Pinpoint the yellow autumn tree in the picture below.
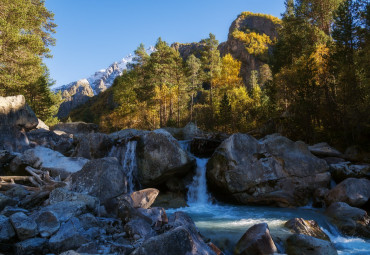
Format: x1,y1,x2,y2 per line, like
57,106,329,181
212,54,242,95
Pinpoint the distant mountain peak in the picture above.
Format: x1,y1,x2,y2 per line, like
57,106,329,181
55,47,154,119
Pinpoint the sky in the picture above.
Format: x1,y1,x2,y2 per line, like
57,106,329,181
44,0,286,88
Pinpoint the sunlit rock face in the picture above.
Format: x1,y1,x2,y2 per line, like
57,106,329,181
218,13,280,87
207,133,330,207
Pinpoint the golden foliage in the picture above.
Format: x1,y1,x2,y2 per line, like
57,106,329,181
239,12,282,25
232,30,273,56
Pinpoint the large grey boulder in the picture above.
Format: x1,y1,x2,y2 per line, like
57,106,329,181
35,211,60,238
162,122,203,140
0,95,38,152
49,188,99,211
326,202,370,238
14,237,48,255
0,193,17,211
9,146,89,179
284,218,330,241
234,223,277,255
137,130,195,186
124,218,155,240
130,226,216,255
286,234,337,255
308,142,343,158
26,128,73,155
37,201,87,223
325,178,370,207
0,149,15,169
9,212,38,240
0,215,16,242
329,162,370,183
207,133,330,207
49,217,89,253
70,157,127,204
72,133,113,159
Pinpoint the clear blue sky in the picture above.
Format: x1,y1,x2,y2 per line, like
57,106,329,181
44,0,286,88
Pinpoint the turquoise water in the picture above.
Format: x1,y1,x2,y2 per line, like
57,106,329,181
173,140,370,254
167,203,370,255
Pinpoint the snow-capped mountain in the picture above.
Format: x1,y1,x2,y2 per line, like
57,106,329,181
56,47,154,119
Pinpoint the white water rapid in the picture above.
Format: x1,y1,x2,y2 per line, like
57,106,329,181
109,140,138,193
170,140,370,255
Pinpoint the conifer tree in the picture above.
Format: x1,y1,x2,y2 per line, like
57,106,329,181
0,0,56,96
186,54,202,121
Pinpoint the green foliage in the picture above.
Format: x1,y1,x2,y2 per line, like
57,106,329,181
0,0,56,96
272,0,370,148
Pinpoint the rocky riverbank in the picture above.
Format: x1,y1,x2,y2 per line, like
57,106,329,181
1,95,370,254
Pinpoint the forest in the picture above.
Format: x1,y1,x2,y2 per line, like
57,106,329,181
1,0,370,150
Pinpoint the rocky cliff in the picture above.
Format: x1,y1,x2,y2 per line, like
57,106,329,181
218,12,280,86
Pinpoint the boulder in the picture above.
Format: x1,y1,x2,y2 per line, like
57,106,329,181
137,207,168,228
312,188,329,208
0,206,29,217
286,234,338,255
51,122,98,135
0,193,17,211
284,218,330,241
325,178,370,207
182,122,203,140
0,95,38,152
35,210,60,238
130,226,216,255
49,188,99,211
9,212,38,240
14,237,48,255
72,133,113,159
207,133,330,207
0,215,16,242
329,162,370,183
161,123,202,140
37,201,87,223
70,157,127,204
234,223,277,255
109,128,147,141
124,218,155,240
49,217,89,253
5,186,30,201
326,202,370,238
131,188,159,209
26,129,73,155
137,130,195,186
10,146,89,179
0,150,15,169
308,142,343,158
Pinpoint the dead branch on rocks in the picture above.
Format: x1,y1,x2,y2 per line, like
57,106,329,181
0,166,66,193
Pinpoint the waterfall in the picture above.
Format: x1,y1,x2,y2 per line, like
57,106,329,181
109,140,138,193
187,157,211,205
179,140,211,205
